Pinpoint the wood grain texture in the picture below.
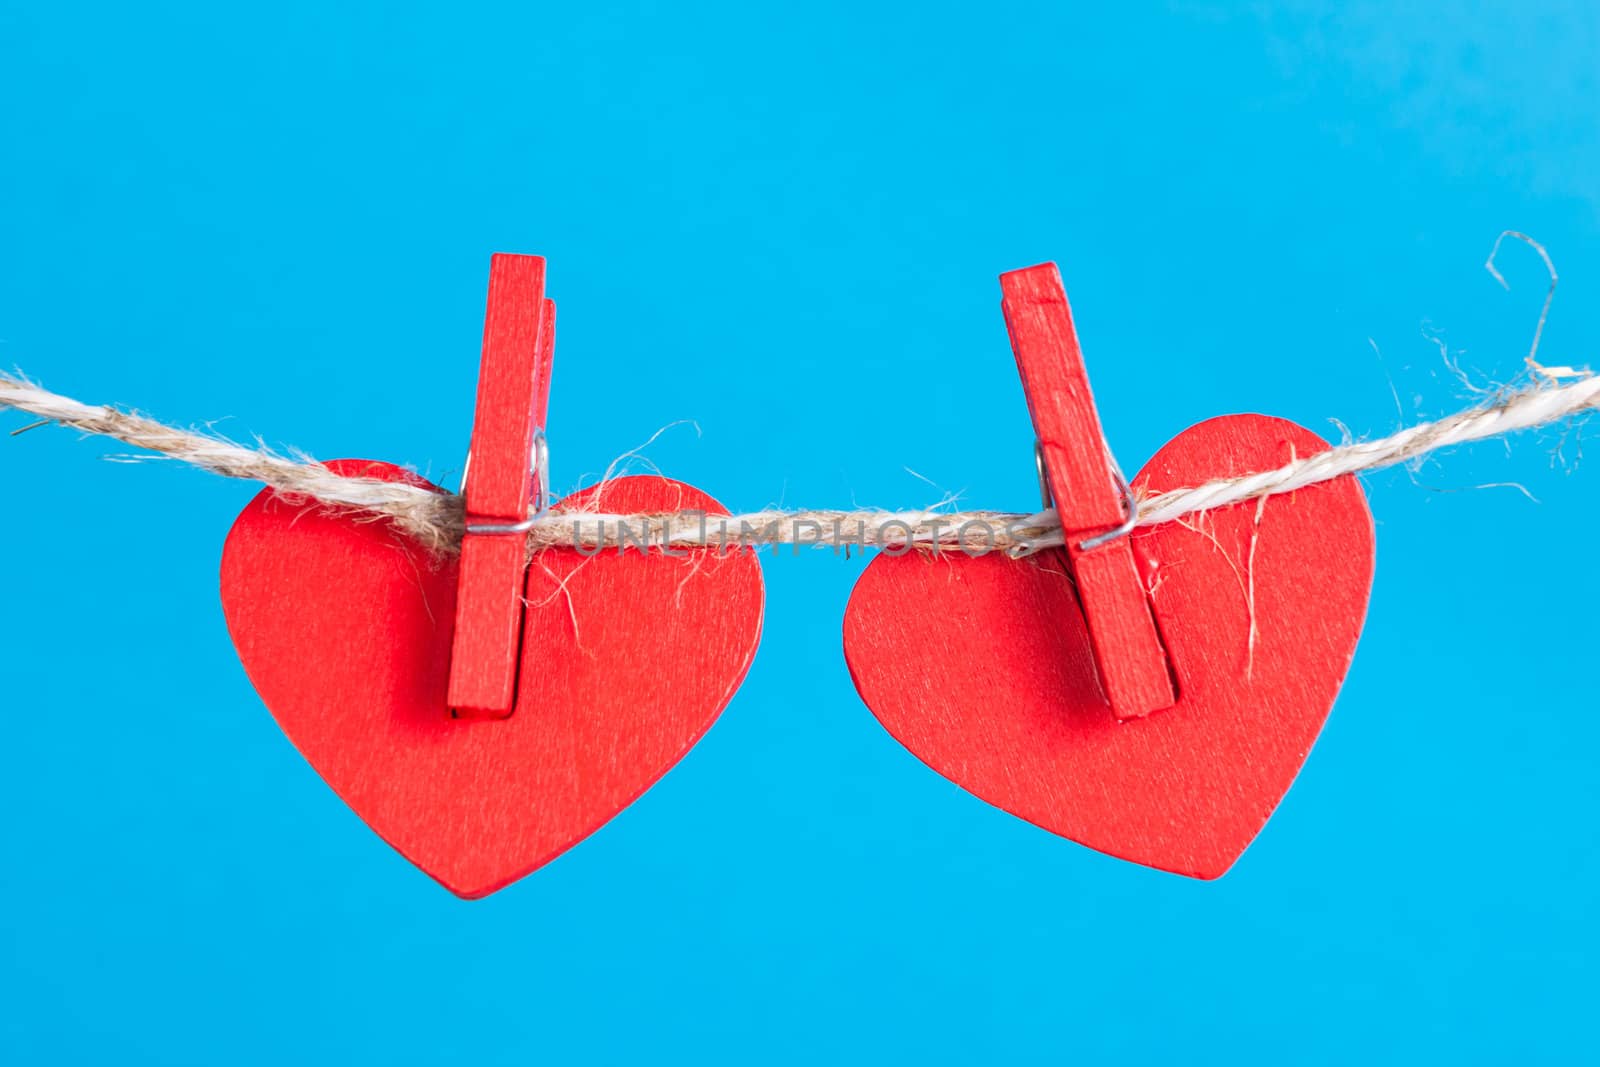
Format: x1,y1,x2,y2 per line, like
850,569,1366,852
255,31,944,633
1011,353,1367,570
222,466,764,898
842,415,1374,879
1001,264,1175,720
449,253,552,719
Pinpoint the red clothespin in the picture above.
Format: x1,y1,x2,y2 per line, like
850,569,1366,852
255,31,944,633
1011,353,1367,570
1000,263,1176,721
448,254,556,720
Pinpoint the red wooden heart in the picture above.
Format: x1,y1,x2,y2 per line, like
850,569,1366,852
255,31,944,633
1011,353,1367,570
843,415,1374,878
221,464,764,898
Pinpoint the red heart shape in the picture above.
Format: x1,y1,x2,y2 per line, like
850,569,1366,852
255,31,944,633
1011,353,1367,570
843,415,1374,878
221,463,764,898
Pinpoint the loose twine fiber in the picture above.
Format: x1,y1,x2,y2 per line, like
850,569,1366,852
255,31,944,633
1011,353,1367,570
2,233,1591,557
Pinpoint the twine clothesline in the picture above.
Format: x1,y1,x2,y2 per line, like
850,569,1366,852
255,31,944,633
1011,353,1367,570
3,367,1597,556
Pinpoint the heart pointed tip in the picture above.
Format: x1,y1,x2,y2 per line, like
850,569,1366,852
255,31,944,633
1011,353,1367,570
428,866,524,901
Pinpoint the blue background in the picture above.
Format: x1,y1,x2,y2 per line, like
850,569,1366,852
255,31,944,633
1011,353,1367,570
2,3,1597,1062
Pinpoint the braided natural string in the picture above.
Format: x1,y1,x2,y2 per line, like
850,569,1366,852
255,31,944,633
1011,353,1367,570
3,367,1597,556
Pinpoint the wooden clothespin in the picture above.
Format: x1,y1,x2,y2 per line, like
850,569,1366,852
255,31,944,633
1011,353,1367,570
1000,263,1175,721
448,253,556,720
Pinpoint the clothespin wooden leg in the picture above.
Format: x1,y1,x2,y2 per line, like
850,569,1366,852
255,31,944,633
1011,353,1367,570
448,254,554,720
1001,263,1176,721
